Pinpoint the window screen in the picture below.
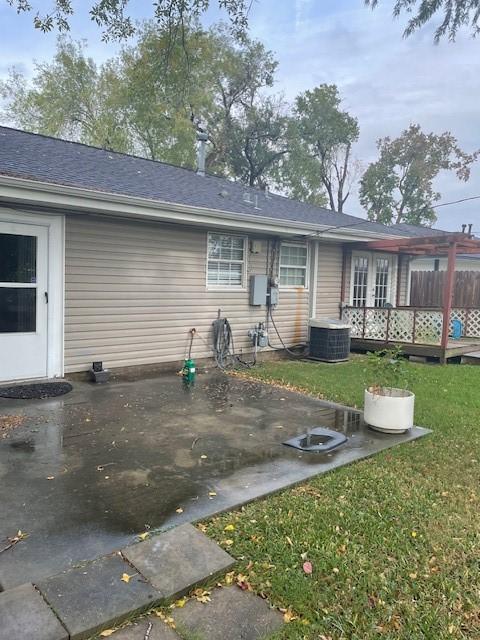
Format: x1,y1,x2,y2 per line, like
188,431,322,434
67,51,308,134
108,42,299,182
207,234,245,287
279,244,308,287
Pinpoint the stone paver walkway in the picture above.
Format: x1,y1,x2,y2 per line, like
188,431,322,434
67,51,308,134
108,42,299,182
107,587,284,640
0,524,236,640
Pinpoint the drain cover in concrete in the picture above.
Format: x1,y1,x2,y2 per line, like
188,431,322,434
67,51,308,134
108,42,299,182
37,554,160,640
122,524,235,601
172,586,284,640
0,583,68,640
283,427,347,452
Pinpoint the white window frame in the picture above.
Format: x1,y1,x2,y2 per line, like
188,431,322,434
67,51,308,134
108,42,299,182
206,232,247,290
279,242,309,290
350,251,370,307
349,251,397,307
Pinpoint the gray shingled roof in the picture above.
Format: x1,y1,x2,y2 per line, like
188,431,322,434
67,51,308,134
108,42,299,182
390,223,450,237
0,126,405,236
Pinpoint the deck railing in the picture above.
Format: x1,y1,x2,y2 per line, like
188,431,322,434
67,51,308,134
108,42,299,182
342,306,480,345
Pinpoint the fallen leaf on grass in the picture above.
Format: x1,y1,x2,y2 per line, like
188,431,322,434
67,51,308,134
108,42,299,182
221,539,234,547
224,524,235,531
282,608,298,623
192,588,211,603
155,611,176,628
236,573,252,591
286,536,293,547
303,561,313,574
174,598,187,608
224,571,235,585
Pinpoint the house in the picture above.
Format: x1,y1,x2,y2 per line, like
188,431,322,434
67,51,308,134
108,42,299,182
391,223,480,273
0,127,422,383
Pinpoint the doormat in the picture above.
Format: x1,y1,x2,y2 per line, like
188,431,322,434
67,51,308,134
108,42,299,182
0,382,73,400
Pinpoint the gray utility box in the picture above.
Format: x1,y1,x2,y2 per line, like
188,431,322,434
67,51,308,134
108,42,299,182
249,274,268,306
309,318,351,362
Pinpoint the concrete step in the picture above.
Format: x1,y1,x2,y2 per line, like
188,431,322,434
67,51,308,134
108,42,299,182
122,523,236,602
172,586,284,640
0,525,235,640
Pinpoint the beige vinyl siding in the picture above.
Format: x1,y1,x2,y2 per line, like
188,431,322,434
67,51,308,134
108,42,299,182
64,215,311,372
314,242,343,319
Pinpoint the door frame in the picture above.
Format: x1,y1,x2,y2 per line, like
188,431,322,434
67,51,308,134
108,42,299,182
0,208,64,380
349,251,398,307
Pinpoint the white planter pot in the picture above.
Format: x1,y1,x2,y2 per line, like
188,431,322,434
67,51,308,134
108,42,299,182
364,387,415,434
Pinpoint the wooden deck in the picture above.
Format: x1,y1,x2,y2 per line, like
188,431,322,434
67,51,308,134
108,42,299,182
351,337,480,362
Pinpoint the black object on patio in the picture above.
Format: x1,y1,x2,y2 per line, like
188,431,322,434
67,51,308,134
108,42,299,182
283,427,347,453
0,382,73,400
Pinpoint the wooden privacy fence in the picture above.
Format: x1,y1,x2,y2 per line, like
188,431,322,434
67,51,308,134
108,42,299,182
410,270,480,308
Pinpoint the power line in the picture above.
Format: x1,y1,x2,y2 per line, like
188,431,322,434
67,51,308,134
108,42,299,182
307,194,480,238
430,194,480,209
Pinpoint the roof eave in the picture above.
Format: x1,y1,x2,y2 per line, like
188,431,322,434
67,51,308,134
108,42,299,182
0,174,400,241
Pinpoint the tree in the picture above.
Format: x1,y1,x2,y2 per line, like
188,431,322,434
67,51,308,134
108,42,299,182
112,22,215,164
4,0,250,41
0,25,286,186
227,95,290,187
201,27,278,176
359,124,479,226
365,0,480,42
0,39,131,152
276,85,359,212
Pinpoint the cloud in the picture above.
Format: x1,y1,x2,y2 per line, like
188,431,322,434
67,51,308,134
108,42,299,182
249,0,480,229
0,0,478,230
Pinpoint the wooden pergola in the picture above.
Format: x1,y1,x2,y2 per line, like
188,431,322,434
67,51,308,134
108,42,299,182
364,232,480,351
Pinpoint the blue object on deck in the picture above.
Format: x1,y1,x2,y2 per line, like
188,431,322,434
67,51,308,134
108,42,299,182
451,318,463,340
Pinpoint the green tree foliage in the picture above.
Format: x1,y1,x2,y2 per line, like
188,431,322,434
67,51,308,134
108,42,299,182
276,85,359,211
227,95,290,187
0,40,131,152
4,0,250,41
359,124,479,225
365,0,480,42
0,26,283,184
200,27,278,177
0,27,361,205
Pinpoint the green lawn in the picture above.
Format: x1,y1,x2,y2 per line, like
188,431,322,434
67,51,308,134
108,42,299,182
203,359,480,639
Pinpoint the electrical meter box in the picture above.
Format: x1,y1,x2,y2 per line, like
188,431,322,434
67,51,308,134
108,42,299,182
249,274,268,306
269,284,279,306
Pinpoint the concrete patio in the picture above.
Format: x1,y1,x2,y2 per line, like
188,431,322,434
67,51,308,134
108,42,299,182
0,369,429,591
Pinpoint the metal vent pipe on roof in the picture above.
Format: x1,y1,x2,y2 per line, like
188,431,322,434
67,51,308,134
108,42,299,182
196,131,208,177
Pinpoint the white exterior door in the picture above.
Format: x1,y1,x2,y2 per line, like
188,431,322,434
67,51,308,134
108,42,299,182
0,221,49,381
351,252,395,308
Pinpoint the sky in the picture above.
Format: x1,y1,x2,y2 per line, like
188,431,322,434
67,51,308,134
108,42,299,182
0,0,479,232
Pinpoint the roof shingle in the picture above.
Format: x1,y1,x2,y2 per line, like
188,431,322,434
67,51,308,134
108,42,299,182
0,126,405,236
